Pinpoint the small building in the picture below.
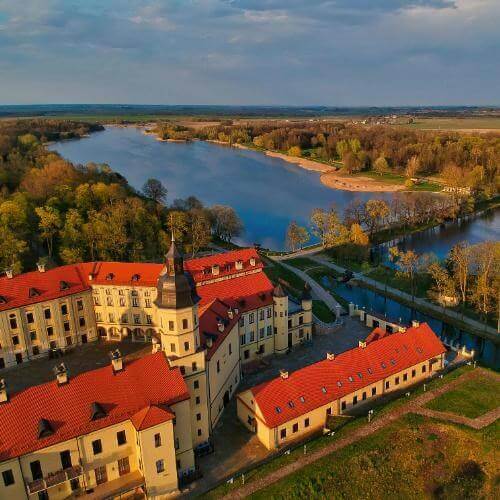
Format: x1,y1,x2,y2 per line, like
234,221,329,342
237,323,446,450
0,351,192,499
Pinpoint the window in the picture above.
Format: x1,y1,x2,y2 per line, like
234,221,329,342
180,366,185,375
259,310,264,321
95,465,107,485
77,300,83,311
304,418,310,428
60,450,72,470
2,469,14,486
197,429,202,436
133,314,140,324
299,315,304,325
182,319,188,329
184,341,189,351
26,312,34,323
288,319,292,328
92,439,102,455
299,396,305,403
30,460,43,480
362,392,367,400
79,317,86,327
119,297,126,307
422,365,427,373
154,433,162,448
403,373,408,382
170,343,176,353
193,379,199,390
412,369,416,378
12,335,19,345
30,331,37,341
146,315,152,325
196,413,201,421
47,326,54,336
121,314,128,323
66,336,72,346
192,362,197,372
259,327,265,339
145,298,151,308
240,335,245,346
292,423,298,433
93,296,101,306
395,377,400,386
196,396,200,405
244,350,249,360
280,428,286,439
132,298,139,307
267,307,272,318
321,386,327,394
118,457,130,476
326,407,332,416
385,381,390,389
117,430,127,446
341,401,347,410
249,331,255,342
156,460,165,473
168,321,174,331
32,346,40,356
353,395,358,405
107,297,113,306
229,343,232,355
267,325,272,337
9,316,17,329
64,321,70,332
249,313,254,324
217,360,220,373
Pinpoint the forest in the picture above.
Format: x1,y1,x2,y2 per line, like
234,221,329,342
0,120,243,273
196,121,500,197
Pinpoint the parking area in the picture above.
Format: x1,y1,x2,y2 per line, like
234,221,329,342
3,340,151,393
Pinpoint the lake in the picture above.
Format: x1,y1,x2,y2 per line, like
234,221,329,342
50,126,498,253
50,126,384,249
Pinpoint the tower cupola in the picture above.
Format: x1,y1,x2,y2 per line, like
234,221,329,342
155,236,194,309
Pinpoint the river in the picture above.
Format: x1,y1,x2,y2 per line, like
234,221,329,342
50,126,498,254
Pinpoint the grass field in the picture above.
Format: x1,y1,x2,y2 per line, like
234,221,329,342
286,257,320,270
403,116,500,131
250,414,499,500
366,265,432,298
352,171,442,191
426,375,500,418
312,300,335,323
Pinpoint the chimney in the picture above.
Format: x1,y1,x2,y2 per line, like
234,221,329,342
217,322,224,333
37,262,46,273
88,273,94,281
54,363,68,385
249,257,256,266
212,264,219,276
358,341,367,349
0,379,7,403
280,369,289,380
411,320,420,328
5,269,13,279
110,349,123,373
399,326,407,333
235,260,243,270
326,352,335,360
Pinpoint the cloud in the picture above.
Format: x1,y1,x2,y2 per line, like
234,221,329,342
0,0,498,105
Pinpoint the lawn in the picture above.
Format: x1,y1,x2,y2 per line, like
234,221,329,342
312,300,335,323
367,265,432,298
352,171,442,192
426,375,500,418
262,260,305,297
250,414,500,500
286,257,319,270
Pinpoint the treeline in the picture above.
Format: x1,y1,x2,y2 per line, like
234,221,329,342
196,121,499,197
0,120,243,273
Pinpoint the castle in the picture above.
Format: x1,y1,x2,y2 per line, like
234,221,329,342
0,242,312,498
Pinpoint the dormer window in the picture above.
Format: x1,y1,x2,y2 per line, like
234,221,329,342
348,376,354,382
275,406,282,414
106,273,114,281
321,386,327,394
38,418,54,439
0,295,7,304
131,274,140,282
235,260,243,270
29,288,40,298
59,281,70,290
90,402,107,420
337,381,342,387
299,396,305,403
288,401,294,408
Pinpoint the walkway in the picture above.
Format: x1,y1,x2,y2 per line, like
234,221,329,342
308,255,499,341
221,368,499,499
277,261,344,315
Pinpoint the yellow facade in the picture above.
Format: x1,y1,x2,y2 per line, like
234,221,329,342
238,354,445,450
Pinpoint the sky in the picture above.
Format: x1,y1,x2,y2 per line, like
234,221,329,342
0,0,499,106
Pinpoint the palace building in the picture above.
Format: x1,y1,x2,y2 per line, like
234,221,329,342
237,322,446,450
0,242,313,497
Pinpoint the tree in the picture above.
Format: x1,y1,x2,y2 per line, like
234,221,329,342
0,225,27,274
35,206,62,258
310,208,329,245
428,262,456,305
287,146,302,157
395,250,420,299
342,151,362,173
286,221,309,251
189,209,211,256
143,178,167,206
373,156,389,175
449,242,472,307
167,211,189,242
365,199,390,236
59,209,86,263
209,205,244,242
405,155,420,178
349,223,369,246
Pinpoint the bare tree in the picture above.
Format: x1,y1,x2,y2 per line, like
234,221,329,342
286,221,309,252
449,242,472,307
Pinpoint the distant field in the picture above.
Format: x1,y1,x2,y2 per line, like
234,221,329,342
404,117,500,131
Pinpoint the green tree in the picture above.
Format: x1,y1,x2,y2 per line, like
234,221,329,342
35,205,62,258
373,156,389,175
0,225,27,274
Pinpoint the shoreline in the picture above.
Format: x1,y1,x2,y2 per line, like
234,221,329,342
210,141,405,193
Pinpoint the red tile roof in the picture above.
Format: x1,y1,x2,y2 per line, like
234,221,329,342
244,323,445,428
0,352,189,461
79,261,163,287
130,404,175,431
184,248,263,284
0,265,89,312
365,327,392,344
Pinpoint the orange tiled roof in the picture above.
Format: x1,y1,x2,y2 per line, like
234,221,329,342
365,326,392,344
0,352,189,460
245,323,445,428
130,404,175,431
